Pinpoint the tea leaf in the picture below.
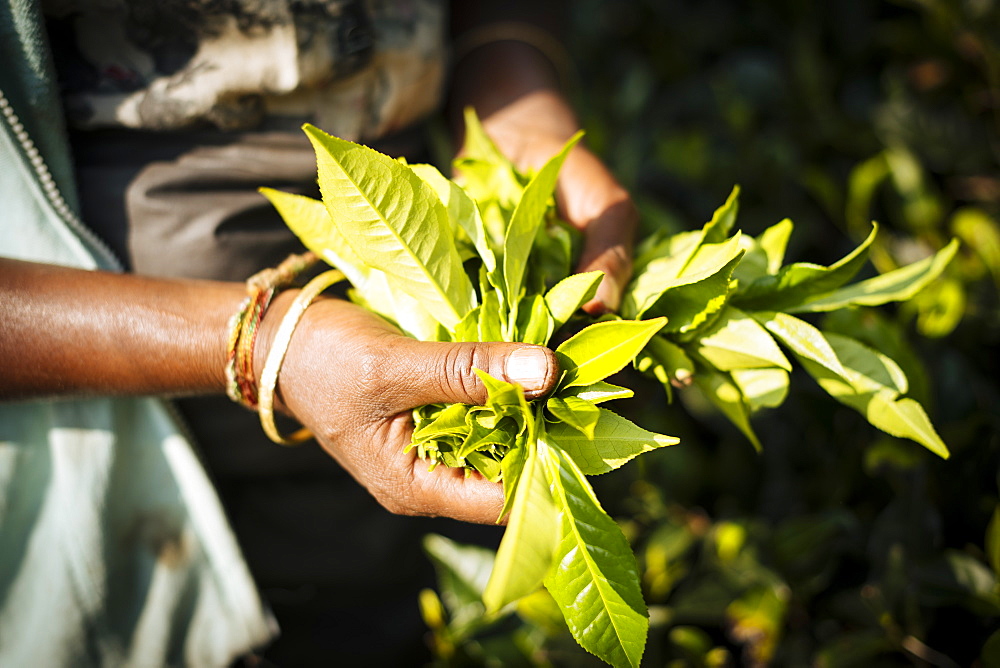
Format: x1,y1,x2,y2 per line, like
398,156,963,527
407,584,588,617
548,407,678,475
792,239,959,312
563,381,635,404
555,318,667,389
484,436,559,613
694,369,762,450
545,270,604,331
795,333,948,457
543,444,648,668
304,124,476,330
640,254,742,334
733,225,877,311
410,162,497,275
731,367,790,412
503,132,583,329
694,306,791,371
754,311,847,378
546,395,601,438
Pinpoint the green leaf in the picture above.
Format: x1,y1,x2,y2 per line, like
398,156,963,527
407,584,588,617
516,293,555,345
260,188,367,285
412,403,471,444
503,132,584,325
694,306,791,371
542,443,648,668
478,285,505,342
758,218,794,274
548,407,678,475
635,336,695,395
545,271,604,331
681,233,745,279
702,185,740,244
304,124,476,330
754,311,847,378
423,533,495,631
795,333,949,458
484,436,559,613
641,253,742,335
731,367,789,412
459,106,509,168
546,396,601,439
562,381,635,404
555,318,667,389
733,225,877,311
792,239,959,312
410,162,497,275
694,369,761,450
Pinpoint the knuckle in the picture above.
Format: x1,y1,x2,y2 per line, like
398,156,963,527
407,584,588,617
441,343,480,402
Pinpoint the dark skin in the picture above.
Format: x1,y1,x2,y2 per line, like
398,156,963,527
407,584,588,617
0,3,637,525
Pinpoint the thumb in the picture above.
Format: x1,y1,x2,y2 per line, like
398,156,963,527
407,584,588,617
387,339,558,410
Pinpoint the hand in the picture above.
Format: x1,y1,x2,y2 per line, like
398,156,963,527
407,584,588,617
257,293,559,524
449,38,637,315
479,91,638,315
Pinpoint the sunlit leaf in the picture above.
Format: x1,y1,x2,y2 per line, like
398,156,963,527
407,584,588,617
694,306,791,371
543,444,648,667
304,124,476,330
545,271,604,331
546,396,601,439
484,437,559,612
548,407,678,475
555,318,667,388
792,239,959,312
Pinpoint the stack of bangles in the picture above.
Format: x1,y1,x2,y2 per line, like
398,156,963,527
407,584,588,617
224,251,344,445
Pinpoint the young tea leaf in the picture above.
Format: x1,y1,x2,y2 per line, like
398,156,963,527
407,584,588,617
545,270,604,331
555,318,667,389
546,396,601,439
304,124,476,330
503,132,584,329
547,407,678,475
542,443,649,668
733,225,878,312
791,239,960,313
483,435,559,613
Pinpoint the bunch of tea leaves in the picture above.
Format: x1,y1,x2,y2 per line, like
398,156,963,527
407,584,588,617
261,109,955,667
624,186,956,458
262,110,678,667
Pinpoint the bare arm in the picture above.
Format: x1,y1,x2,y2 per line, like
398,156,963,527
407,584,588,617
0,257,557,523
0,257,239,399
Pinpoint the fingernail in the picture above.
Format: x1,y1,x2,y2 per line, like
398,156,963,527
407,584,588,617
504,347,550,391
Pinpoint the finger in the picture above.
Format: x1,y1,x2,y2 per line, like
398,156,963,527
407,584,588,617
364,414,507,525
574,199,637,314
553,149,638,315
384,339,558,410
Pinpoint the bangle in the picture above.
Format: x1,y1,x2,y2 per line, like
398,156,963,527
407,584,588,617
225,251,318,409
257,269,345,446
452,21,575,92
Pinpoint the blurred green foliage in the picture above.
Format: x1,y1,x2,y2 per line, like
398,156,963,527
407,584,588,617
423,0,1000,665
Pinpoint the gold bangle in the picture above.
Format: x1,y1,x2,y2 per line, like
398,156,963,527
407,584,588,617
451,21,575,92
257,269,345,446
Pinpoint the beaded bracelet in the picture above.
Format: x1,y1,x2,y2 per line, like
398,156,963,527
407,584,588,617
257,269,345,446
225,251,318,409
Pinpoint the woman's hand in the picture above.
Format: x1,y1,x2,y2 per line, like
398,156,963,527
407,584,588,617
257,292,559,524
448,25,637,315
477,89,638,315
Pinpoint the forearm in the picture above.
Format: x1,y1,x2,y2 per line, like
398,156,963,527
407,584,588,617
0,257,244,400
448,2,579,168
